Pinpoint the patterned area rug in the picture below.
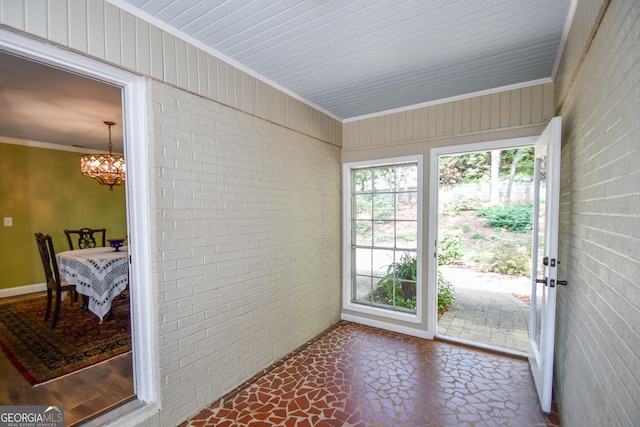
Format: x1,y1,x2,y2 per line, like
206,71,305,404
0,294,131,386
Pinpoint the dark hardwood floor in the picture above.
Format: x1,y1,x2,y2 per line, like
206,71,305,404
0,293,135,426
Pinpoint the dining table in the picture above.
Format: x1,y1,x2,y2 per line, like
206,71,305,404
56,246,129,321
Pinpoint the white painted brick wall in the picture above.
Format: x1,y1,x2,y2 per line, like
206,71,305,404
148,80,341,425
556,1,640,426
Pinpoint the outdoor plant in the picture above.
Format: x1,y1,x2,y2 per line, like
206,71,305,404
477,202,533,232
355,221,371,235
372,194,395,223
483,241,532,276
373,254,456,314
373,253,417,310
355,194,395,222
397,231,417,241
437,230,464,265
443,195,481,216
437,273,455,314
355,196,370,216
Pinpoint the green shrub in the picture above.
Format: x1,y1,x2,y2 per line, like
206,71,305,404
443,195,481,216
489,231,503,240
373,195,395,223
375,234,391,242
477,203,533,232
471,233,484,240
356,221,371,234
437,273,455,313
438,230,464,265
355,194,395,222
372,254,456,314
482,241,531,276
373,253,417,310
397,231,417,241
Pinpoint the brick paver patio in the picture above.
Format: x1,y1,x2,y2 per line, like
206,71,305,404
437,265,531,354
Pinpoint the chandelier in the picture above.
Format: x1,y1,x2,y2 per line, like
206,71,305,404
80,121,125,190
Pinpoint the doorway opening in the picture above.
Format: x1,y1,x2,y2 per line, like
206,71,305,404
432,139,536,355
0,28,156,424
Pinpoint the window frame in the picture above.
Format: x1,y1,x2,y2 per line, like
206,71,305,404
342,155,423,323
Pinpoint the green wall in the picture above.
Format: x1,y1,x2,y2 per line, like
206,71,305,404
0,142,127,290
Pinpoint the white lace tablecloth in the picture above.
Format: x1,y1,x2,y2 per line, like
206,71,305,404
56,246,129,320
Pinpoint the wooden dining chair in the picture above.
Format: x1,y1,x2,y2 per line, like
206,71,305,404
35,233,78,328
64,227,106,250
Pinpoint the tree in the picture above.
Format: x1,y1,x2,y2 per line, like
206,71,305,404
439,152,489,185
500,148,535,181
438,148,535,192
504,148,524,204
490,150,501,205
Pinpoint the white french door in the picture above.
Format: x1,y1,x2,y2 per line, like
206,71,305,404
529,116,562,414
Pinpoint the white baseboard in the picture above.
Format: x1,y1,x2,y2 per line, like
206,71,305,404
0,283,46,298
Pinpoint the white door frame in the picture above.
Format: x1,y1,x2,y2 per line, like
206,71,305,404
0,29,158,407
427,136,537,338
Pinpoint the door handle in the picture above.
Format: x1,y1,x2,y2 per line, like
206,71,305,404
536,277,547,285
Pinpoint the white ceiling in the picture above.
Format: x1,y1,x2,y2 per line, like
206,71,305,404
120,0,573,120
0,0,573,151
0,51,124,152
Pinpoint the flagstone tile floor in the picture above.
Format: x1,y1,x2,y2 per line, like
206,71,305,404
181,321,560,427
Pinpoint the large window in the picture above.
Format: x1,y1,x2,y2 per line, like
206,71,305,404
343,157,422,320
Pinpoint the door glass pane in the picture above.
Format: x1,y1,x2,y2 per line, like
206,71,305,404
535,282,545,349
534,154,547,350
